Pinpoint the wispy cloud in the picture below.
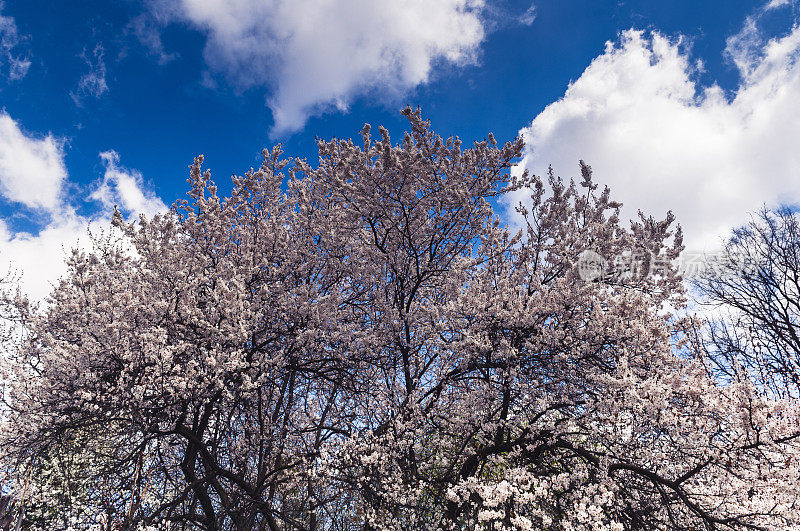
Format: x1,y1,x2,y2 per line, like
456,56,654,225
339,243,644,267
127,12,177,65
765,0,792,10
519,3,537,26
91,150,166,218
71,44,109,105
0,3,30,81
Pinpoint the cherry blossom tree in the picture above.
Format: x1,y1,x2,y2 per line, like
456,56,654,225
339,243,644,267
1,109,799,530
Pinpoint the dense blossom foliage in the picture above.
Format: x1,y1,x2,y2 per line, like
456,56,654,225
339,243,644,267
1,109,800,530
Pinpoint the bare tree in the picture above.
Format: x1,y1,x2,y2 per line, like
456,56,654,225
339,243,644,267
693,207,800,399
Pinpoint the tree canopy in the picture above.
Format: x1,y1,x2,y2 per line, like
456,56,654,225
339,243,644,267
1,109,799,530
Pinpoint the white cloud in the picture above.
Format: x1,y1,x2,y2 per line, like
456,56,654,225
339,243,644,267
519,3,537,26
91,150,166,217
0,213,95,302
0,114,166,301
0,4,30,81
0,112,66,212
128,12,177,65
71,44,109,104
766,0,791,10
148,0,485,134
509,20,800,252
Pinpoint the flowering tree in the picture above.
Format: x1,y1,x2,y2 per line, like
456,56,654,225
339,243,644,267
2,109,799,530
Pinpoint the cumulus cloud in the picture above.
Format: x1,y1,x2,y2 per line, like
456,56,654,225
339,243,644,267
147,0,485,134
509,17,800,252
0,112,67,212
0,213,95,301
0,114,166,301
0,3,30,81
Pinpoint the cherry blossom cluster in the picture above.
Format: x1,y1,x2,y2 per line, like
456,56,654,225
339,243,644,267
1,109,799,530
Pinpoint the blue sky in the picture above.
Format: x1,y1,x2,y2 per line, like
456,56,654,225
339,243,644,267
0,0,799,298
